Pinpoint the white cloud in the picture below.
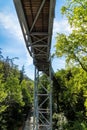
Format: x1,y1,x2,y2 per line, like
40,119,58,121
0,11,34,79
0,11,72,41
0,10,69,78
0,11,23,41
53,19,72,36
0,11,33,65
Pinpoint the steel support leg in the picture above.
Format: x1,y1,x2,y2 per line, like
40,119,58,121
33,67,39,130
49,64,52,130
33,65,52,130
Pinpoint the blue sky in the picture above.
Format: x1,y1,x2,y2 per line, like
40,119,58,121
0,0,72,79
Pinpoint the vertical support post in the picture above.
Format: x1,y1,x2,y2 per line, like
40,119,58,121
33,67,36,130
36,69,39,130
49,63,52,130
33,66,39,130
33,64,52,130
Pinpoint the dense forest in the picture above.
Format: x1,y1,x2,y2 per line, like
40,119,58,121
52,67,87,129
0,0,87,130
52,0,87,129
0,49,34,130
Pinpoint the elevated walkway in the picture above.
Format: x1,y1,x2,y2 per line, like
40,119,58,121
14,0,55,73
13,0,56,130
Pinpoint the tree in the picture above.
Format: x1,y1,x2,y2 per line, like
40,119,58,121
19,65,25,84
55,0,87,72
0,82,7,113
21,79,33,117
53,0,87,129
53,71,66,113
52,67,87,129
0,51,34,130
0,61,8,114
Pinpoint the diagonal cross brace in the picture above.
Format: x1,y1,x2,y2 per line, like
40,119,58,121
30,0,46,32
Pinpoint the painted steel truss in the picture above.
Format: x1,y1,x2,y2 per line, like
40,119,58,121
13,1,55,129
13,0,55,71
33,66,52,130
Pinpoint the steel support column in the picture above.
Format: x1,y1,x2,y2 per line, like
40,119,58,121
33,67,39,130
33,65,52,130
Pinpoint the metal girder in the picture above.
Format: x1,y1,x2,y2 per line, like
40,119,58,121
14,0,56,72
30,32,48,36
29,36,48,47
47,0,56,56
13,1,55,129
31,45,48,48
30,0,46,32
31,35,47,44
33,54,47,58
33,65,52,130
34,48,47,55
14,0,33,56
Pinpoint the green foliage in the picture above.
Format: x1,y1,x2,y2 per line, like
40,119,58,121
53,67,87,129
63,120,87,130
0,50,34,130
21,79,33,115
54,2,87,128
5,76,24,106
53,112,67,129
55,0,87,72
0,82,7,113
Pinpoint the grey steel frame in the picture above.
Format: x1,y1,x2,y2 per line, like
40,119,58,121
33,65,52,130
14,0,56,58
13,0,55,129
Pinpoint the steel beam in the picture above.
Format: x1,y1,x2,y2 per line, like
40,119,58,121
30,0,46,32
14,0,33,56
33,64,52,130
30,32,48,36
33,67,39,130
47,0,56,56
30,36,48,46
31,45,48,48
31,35,47,44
